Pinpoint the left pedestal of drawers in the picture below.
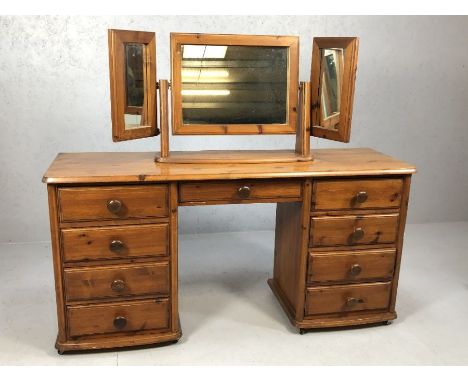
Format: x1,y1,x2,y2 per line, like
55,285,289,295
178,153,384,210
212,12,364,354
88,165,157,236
46,183,180,353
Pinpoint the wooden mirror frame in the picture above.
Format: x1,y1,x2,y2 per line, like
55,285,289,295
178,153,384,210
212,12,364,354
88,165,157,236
108,29,158,142
310,37,359,143
170,33,299,135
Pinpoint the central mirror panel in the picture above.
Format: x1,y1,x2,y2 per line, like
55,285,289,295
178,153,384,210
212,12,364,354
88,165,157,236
181,45,288,125
171,33,299,135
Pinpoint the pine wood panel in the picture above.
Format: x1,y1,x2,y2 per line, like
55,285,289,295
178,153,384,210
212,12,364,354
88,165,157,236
310,214,399,247
157,150,312,164
61,224,168,262
312,178,403,210
64,262,170,302
58,185,168,222
67,299,170,337
43,149,416,184
305,282,391,316
179,179,302,204
389,175,412,312
307,249,396,284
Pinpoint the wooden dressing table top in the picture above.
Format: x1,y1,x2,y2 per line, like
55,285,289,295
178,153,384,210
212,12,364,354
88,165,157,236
43,148,416,184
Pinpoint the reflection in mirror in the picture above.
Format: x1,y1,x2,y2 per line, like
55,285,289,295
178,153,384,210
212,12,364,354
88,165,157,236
181,45,288,125
319,48,344,130
124,43,145,130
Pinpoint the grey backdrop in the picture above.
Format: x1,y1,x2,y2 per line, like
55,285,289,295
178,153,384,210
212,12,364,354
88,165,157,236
1,16,467,243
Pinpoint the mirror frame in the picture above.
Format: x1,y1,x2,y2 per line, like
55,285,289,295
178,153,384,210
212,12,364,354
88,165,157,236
108,29,158,142
170,33,299,135
310,37,359,143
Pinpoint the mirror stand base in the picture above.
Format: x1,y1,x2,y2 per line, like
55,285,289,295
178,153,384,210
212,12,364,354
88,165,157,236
154,150,313,164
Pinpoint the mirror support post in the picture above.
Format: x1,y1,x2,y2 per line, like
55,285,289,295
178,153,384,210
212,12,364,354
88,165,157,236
158,79,170,160
295,81,312,160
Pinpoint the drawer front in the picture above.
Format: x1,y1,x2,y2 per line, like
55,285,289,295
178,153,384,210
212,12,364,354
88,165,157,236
179,179,302,204
305,282,391,316
313,178,403,211
310,214,399,247
307,249,396,284
64,262,170,302
59,185,168,222
67,299,170,337
62,224,169,262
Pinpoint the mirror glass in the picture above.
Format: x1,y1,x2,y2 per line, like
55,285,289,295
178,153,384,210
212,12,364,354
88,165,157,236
180,44,288,125
319,48,344,130
124,43,145,130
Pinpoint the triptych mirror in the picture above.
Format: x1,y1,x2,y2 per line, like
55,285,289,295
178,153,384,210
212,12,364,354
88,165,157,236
108,30,359,156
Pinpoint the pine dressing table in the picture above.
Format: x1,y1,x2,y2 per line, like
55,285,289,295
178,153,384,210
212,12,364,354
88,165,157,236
43,31,416,353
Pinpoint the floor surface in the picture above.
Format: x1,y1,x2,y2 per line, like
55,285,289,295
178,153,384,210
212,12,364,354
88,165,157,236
0,222,467,365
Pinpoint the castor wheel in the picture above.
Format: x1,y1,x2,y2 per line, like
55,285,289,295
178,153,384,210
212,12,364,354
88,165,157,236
382,320,392,326
299,328,307,335
57,349,64,355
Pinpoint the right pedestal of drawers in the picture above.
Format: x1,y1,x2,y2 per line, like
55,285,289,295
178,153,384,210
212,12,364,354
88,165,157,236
269,174,412,331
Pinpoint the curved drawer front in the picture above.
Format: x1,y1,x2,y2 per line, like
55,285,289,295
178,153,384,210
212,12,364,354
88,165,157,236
310,214,399,247
305,282,392,316
307,249,396,284
62,224,169,262
313,178,403,211
64,262,170,302
67,299,170,337
179,179,302,204
58,185,168,222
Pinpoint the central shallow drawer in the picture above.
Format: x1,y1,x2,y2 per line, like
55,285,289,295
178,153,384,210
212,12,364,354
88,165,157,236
307,249,396,284
61,224,169,262
310,214,399,247
67,298,170,337
64,262,170,302
58,185,169,222
305,282,392,316
179,179,302,204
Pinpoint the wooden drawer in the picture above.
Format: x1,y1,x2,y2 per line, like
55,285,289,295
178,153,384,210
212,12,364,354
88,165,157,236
62,224,168,262
67,298,170,337
310,214,399,247
307,249,396,284
179,179,302,204
305,282,391,316
64,262,170,302
58,185,168,222
312,178,403,211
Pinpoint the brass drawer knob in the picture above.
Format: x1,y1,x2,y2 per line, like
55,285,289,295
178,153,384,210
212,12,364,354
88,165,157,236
346,297,364,307
349,264,362,276
109,239,125,253
113,316,127,329
111,279,126,292
238,186,251,199
351,227,365,241
107,199,122,214
355,191,368,203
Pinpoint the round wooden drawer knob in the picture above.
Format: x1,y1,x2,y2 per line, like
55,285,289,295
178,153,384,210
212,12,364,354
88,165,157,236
351,227,365,241
349,264,362,276
238,186,251,199
346,297,364,307
113,316,127,329
107,199,122,214
109,239,125,253
111,279,126,292
355,191,368,203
